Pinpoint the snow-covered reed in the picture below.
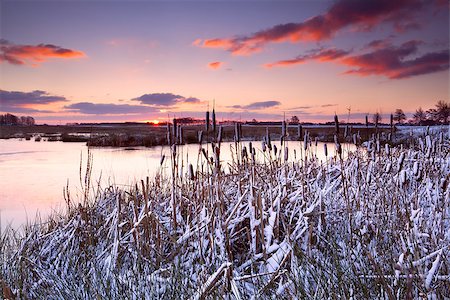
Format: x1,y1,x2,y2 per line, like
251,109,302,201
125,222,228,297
1,127,449,299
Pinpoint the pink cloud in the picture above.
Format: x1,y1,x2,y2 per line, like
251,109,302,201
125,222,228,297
0,40,85,66
208,61,223,69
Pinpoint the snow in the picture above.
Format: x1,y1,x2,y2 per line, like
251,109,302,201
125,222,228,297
2,127,449,298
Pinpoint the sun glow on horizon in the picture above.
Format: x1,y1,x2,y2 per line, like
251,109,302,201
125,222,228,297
143,119,160,125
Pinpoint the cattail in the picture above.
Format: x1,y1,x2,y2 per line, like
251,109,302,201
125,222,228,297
178,126,183,144
198,131,203,144
242,146,248,159
397,152,405,172
171,144,177,158
334,115,339,134
365,115,369,127
336,141,342,158
284,146,289,161
201,148,208,160
282,120,286,137
234,123,240,142
385,163,391,173
399,170,407,185
249,142,253,155
304,132,308,150
315,137,318,147
267,132,272,151
385,143,390,156
426,135,432,148
273,145,278,156
212,108,216,133
262,141,267,152
167,131,172,146
298,124,303,140
173,118,177,138
217,126,223,143
413,161,419,176
324,144,328,157
189,164,194,180
160,154,165,166
353,133,357,145
166,123,171,145
215,146,221,169
205,111,210,132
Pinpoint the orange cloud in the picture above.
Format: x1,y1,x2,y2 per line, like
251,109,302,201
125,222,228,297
195,0,426,55
0,40,86,66
208,61,223,69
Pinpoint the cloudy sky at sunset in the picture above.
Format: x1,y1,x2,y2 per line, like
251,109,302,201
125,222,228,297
0,0,448,124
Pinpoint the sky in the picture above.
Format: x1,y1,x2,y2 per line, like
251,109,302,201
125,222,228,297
0,0,449,124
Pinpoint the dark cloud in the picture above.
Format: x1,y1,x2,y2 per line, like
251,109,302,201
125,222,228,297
65,102,158,115
0,106,53,114
132,93,201,106
341,40,449,79
0,39,85,66
0,89,67,105
265,48,350,68
365,37,394,49
0,89,67,113
266,40,449,79
196,0,425,55
230,100,281,110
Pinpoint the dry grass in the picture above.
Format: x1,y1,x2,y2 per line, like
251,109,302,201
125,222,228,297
1,125,449,299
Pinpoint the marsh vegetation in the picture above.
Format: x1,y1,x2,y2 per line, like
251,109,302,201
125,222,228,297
1,123,449,299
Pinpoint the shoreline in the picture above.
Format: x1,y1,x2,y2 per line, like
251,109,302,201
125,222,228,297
1,123,395,146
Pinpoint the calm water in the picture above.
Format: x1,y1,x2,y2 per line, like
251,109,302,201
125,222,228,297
0,138,352,229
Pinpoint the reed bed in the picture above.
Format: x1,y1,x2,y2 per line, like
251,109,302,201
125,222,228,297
1,125,449,299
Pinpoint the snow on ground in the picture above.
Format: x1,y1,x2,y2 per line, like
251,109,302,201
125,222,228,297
1,128,449,299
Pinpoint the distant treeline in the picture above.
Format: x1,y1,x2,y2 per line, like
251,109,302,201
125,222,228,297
0,113,35,125
407,100,449,125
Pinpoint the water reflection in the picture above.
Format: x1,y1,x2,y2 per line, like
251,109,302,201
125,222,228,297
0,139,354,229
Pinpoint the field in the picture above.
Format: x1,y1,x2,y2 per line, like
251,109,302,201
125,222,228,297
1,126,449,299
0,123,392,146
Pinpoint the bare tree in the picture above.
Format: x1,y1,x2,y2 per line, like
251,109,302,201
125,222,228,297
393,109,406,124
412,107,427,124
435,100,449,124
290,115,299,124
426,101,449,124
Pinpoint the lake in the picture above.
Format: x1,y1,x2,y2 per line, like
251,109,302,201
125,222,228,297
0,138,352,229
